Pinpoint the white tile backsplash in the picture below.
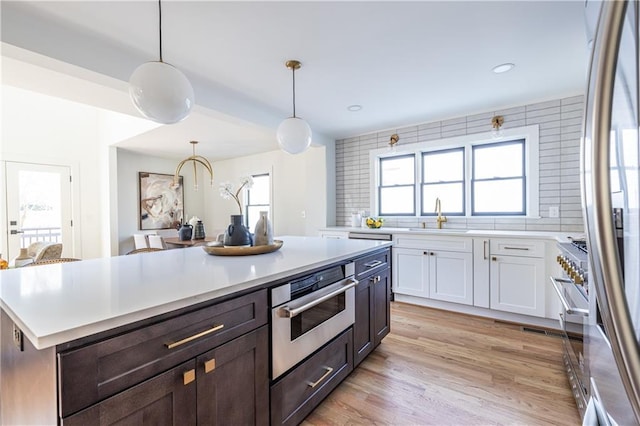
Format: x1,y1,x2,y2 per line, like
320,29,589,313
335,95,585,233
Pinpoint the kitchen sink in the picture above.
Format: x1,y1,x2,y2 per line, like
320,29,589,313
407,228,469,233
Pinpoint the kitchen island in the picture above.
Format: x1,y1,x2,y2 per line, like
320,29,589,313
0,236,392,425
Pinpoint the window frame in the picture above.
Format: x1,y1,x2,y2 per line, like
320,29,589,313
421,147,466,216
471,139,526,216
244,173,271,228
376,153,417,217
369,125,539,218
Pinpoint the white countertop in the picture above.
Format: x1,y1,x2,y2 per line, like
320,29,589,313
320,226,584,242
0,236,391,350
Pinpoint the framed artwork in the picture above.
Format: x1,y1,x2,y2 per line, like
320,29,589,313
138,172,184,230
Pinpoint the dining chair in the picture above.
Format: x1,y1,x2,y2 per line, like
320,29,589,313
133,234,150,249
148,235,167,249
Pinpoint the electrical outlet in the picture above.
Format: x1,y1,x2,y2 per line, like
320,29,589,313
549,206,560,218
12,323,24,352
301,210,306,219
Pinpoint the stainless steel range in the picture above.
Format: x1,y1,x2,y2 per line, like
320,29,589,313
551,239,589,417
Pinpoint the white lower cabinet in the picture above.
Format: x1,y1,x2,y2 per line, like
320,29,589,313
393,242,473,305
489,240,546,318
429,250,473,305
393,248,429,298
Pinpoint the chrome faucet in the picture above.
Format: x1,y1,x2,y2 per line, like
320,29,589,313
435,197,447,229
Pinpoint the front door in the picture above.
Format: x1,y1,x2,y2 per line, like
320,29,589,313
5,161,73,259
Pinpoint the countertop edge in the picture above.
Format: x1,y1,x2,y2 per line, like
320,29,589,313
1,239,392,350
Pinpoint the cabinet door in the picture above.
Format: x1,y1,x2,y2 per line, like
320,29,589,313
373,268,391,347
429,250,474,305
354,272,375,367
62,360,197,426
196,326,269,426
490,255,546,317
393,248,429,297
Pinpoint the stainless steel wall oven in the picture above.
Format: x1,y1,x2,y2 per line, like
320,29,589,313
271,262,357,379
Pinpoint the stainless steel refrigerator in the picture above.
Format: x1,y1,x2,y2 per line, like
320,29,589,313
582,0,640,424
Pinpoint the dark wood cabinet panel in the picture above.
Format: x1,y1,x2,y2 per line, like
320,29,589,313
59,290,267,417
62,360,197,426
373,269,391,346
196,325,268,426
353,248,391,367
271,328,353,426
354,274,375,366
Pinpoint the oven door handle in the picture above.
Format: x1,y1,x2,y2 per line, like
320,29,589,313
278,278,358,318
549,277,589,316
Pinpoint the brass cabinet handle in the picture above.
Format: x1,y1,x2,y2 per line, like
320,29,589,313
504,246,529,251
165,324,225,349
183,369,196,385
204,358,216,374
492,256,497,261
430,252,435,256
307,366,334,388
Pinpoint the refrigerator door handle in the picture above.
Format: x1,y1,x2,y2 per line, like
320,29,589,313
587,0,640,422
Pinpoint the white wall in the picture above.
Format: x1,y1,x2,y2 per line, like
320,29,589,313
115,149,206,254
205,144,333,237
1,86,105,259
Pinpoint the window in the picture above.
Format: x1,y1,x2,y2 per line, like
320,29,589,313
378,155,415,216
472,140,525,215
422,148,464,216
371,125,538,217
245,174,270,229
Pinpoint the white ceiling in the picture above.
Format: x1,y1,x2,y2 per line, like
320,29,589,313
0,1,588,161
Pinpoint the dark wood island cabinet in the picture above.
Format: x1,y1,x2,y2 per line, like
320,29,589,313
0,238,391,425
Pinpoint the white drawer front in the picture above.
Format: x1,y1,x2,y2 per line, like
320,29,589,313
490,239,545,258
393,234,472,252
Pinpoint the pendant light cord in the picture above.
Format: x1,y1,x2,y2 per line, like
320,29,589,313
292,66,296,118
158,0,163,62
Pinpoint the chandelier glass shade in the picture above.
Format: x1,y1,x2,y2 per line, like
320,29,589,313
277,117,312,154
129,61,194,124
277,60,312,154
129,0,194,124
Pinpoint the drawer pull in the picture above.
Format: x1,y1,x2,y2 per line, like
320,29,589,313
504,246,529,251
204,358,216,373
364,260,383,268
483,240,488,260
165,324,225,349
307,366,334,388
492,256,497,261
183,369,196,385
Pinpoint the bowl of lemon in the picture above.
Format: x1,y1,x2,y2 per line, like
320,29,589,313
365,217,384,229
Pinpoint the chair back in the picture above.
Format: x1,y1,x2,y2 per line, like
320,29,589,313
133,234,149,249
148,235,167,249
27,242,63,262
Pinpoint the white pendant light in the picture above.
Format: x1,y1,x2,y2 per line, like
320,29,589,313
277,60,312,154
129,0,194,124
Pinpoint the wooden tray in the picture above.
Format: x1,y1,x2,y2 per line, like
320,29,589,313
202,240,283,256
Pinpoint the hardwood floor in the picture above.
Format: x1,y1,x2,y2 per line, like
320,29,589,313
303,302,581,425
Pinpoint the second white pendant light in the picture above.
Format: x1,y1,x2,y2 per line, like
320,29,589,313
277,60,312,154
129,0,194,124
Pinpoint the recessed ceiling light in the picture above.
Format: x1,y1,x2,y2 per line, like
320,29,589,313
492,63,515,74
347,104,362,112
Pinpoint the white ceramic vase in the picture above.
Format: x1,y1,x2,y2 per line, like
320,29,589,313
253,211,274,246
12,248,34,268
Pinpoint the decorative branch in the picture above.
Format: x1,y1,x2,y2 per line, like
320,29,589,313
219,176,254,215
